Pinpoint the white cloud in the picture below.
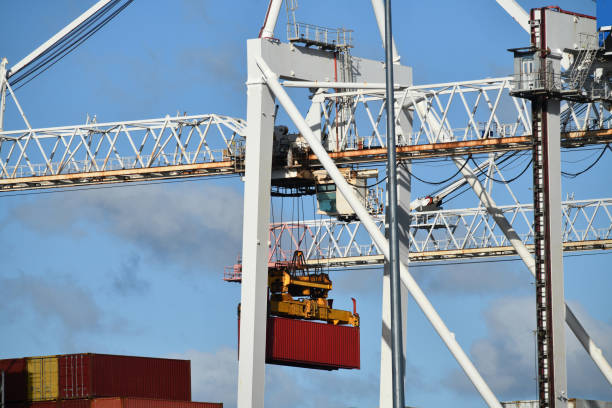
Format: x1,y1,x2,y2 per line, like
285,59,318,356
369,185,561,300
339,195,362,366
444,296,612,402
0,271,102,332
414,261,531,295
168,348,237,406
6,182,244,271
169,347,379,408
112,253,150,295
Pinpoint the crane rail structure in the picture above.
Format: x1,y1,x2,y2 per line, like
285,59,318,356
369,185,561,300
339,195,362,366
262,198,612,267
0,114,246,191
0,96,610,192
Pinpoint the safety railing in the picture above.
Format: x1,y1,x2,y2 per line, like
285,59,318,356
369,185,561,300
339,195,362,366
287,22,353,49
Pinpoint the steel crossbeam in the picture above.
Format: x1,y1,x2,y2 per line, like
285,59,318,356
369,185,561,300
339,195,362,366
0,78,610,192
267,198,612,266
0,114,246,190
289,79,612,152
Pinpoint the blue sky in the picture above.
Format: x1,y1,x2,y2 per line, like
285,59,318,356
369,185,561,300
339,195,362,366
1,1,611,407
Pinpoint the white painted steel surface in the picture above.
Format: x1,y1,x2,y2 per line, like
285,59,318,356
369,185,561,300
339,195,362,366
495,0,531,33
256,55,503,408
237,40,277,408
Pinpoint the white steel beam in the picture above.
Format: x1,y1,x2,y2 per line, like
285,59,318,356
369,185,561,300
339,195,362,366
255,55,503,408
259,0,283,39
452,157,612,387
0,58,7,132
370,0,400,64
494,0,530,34
256,40,412,84
7,0,115,78
236,40,277,408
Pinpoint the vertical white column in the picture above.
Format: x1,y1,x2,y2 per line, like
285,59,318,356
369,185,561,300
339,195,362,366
544,100,568,406
380,161,410,408
237,39,276,408
0,58,8,132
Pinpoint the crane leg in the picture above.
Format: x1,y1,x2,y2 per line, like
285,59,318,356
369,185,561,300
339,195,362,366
237,40,277,408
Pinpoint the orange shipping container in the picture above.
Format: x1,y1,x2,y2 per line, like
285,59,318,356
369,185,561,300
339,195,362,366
8,398,222,408
92,398,222,408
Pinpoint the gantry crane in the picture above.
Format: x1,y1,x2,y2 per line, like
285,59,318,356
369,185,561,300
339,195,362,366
1,1,612,408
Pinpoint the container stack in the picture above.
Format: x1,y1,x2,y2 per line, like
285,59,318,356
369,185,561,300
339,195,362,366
0,354,221,408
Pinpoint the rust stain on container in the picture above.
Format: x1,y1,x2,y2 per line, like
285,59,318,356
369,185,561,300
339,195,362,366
58,354,191,401
239,316,360,370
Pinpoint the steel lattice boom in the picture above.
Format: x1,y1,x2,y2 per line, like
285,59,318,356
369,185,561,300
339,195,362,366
265,198,612,267
0,114,246,190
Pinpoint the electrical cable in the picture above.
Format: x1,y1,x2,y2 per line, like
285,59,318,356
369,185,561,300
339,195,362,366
562,144,610,178
470,156,533,184
347,174,388,188
398,154,471,186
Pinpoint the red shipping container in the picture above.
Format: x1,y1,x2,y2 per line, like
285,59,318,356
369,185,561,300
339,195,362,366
239,317,360,370
58,354,191,401
8,399,221,408
92,397,222,408
0,358,28,402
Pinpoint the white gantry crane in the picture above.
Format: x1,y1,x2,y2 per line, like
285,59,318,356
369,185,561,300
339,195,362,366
1,1,612,408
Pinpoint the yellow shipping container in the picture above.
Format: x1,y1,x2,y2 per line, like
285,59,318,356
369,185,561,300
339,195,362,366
26,356,58,401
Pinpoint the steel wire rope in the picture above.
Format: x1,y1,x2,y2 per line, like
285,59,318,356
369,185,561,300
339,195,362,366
11,0,134,91
11,0,129,87
9,0,123,86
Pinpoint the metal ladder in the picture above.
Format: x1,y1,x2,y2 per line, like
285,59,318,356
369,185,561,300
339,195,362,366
569,46,597,91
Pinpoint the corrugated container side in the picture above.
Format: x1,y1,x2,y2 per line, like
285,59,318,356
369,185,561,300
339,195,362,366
239,317,360,370
58,354,191,401
25,356,58,401
267,317,360,370
92,397,222,408
0,358,28,402
59,354,89,399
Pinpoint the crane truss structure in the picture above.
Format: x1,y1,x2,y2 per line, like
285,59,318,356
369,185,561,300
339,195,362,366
266,198,612,266
1,1,612,408
0,111,246,191
288,77,612,163
1,78,610,192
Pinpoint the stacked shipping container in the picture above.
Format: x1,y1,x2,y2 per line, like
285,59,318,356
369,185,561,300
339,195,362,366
0,354,221,408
